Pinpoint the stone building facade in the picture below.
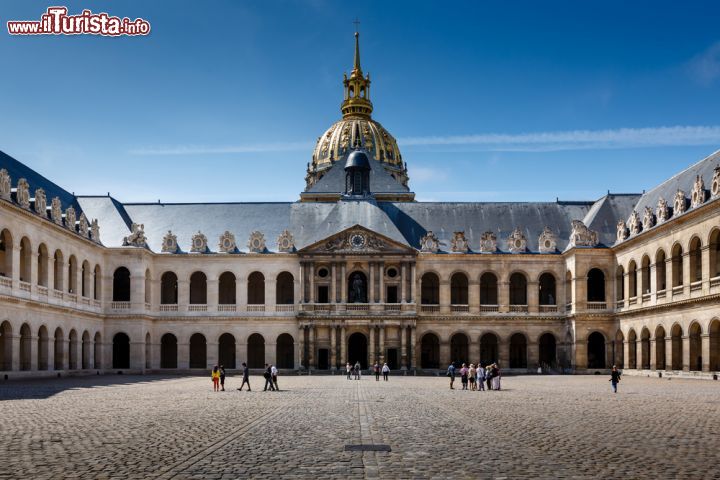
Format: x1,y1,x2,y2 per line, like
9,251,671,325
1,33,719,378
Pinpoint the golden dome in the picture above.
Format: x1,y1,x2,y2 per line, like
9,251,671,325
306,32,408,189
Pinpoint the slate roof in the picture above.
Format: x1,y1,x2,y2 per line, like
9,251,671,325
306,154,410,194
0,150,80,211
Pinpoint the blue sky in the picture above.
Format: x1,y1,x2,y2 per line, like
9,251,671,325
1,0,719,202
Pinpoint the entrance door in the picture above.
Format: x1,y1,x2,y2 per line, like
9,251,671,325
318,348,329,370
347,332,368,369
386,348,398,369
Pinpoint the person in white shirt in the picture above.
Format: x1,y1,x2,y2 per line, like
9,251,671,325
271,364,279,391
381,363,390,381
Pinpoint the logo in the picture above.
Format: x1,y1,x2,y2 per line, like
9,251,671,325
7,6,151,36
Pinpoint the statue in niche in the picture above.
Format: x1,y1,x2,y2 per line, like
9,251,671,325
348,273,367,303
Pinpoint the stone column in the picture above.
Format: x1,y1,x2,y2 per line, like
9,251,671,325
409,327,416,369
682,252,691,295
30,249,38,293
309,262,315,303
649,339,657,370
410,264,417,303
623,341,631,369
469,334,480,365
665,337,672,371
682,335,690,371
341,263,347,303
369,262,376,303
130,270,144,310
439,279,450,313
62,338,70,371
378,262,385,303
330,325,337,370
29,335,38,371
701,247,711,295
237,275,247,307
178,279,189,311
498,280,510,313
10,240,20,289
527,340,539,370
296,326,304,370
299,262,305,303
400,325,407,370
701,333,711,372
308,325,315,370
400,263,407,303
498,338,510,369
439,338,450,367
207,341,219,369
369,326,376,364
207,278,219,308
468,279,480,313
265,338,274,367
527,281,539,313
178,341,190,369
130,341,145,370
330,263,337,303
9,334,20,371
265,278,276,308
49,256,57,291
379,325,385,363
340,326,346,366
623,271,631,306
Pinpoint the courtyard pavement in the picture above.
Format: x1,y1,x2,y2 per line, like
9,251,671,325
1,373,719,479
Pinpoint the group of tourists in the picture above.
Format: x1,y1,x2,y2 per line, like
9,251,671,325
210,362,280,392
345,361,391,381
447,362,501,391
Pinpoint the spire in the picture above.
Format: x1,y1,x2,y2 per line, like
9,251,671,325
353,32,361,75
341,30,373,119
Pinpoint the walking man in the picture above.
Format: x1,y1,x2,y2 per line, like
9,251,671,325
374,362,380,381
271,364,279,391
447,362,456,389
219,364,226,391
237,362,251,391
354,361,361,380
610,365,621,393
346,363,352,380
263,363,275,391
382,362,390,381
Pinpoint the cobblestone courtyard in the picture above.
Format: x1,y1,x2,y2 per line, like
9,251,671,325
1,374,719,479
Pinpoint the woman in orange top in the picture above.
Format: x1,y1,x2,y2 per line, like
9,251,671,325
211,365,220,392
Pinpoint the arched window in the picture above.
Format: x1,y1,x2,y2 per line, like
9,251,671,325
628,261,637,298
19,237,31,282
641,255,651,294
509,333,527,368
161,272,178,304
628,329,637,369
538,273,556,305
689,322,702,371
480,272,497,305
247,272,265,304
587,331,606,369
671,324,683,370
450,273,468,305
710,229,720,279
218,272,236,304
112,267,131,302
0,229,13,278
616,265,625,301
189,271,207,304
689,237,702,282
93,265,101,301
655,326,666,370
656,250,667,292
189,333,206,368
112,332,130,369
671,244,683,287
276,272,294,304
587,268,605,302
67,255,78,293
565,270,572,305
37,244,49,287
509,272,527,305
160,333,177,368
420,272,439,305
420,333,440,369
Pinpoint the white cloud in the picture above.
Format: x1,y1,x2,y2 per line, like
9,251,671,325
410,166,448,182
688,42,720,86
129,125,720,156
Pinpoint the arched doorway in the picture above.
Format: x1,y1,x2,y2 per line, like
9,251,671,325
247,333,265,368
145,333,151,369
613,330,624,367
53,327,64,370
509,333,528,368
480,333,499,366
655,326,666,370
671,324,683,370
689,322,702,371
37,326,49,370
276,333,294,369
19,323,31,371
160,333,177,368
0,321,12,371
81,331,91,369
112,333,130,369
450,333,469,366
640,328,651,369
347,332,368,368
420,333,439,369
538,333,556,367
627,329,637,369
93,332,102,369
68,329,78,370
218,333,236,369
587,332,606,369
189,333,206,369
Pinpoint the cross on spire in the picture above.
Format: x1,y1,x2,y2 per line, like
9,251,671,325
353,17,360,32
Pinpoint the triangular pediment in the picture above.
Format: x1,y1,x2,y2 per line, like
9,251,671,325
299,224,415,254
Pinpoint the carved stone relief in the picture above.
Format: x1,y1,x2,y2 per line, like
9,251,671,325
450,231,469,253
642,206,655,231
507,227,527,253
479,231,497,253
248,231,266,253
419,231,439,253
628,210,641,235
568,220,598,248
16,178,30,209
538,227,557,253
90,219,100,243
78,213,89,238
34,188,47,217
218,231,236,253
162,231,178,253
191,231,208,253
690,175,706,208
656,197,669,223
123,223,147,248
673,189,687,215
277,230,295,253
616,220,628,242
712,165,720,197
0,169,10,200
65,206,76,231
51,197,63,225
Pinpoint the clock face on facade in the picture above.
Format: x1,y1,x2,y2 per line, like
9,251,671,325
350,233,366,249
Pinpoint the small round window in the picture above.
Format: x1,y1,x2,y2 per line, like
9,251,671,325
317,267,329,278
386,267,398,278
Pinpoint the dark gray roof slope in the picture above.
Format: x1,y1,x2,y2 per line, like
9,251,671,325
307,155,410,194
378,201,596,252
630,149,720,221
583,194,641,245
0,150,79,210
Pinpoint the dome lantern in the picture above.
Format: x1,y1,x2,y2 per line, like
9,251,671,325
341,32,373,119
